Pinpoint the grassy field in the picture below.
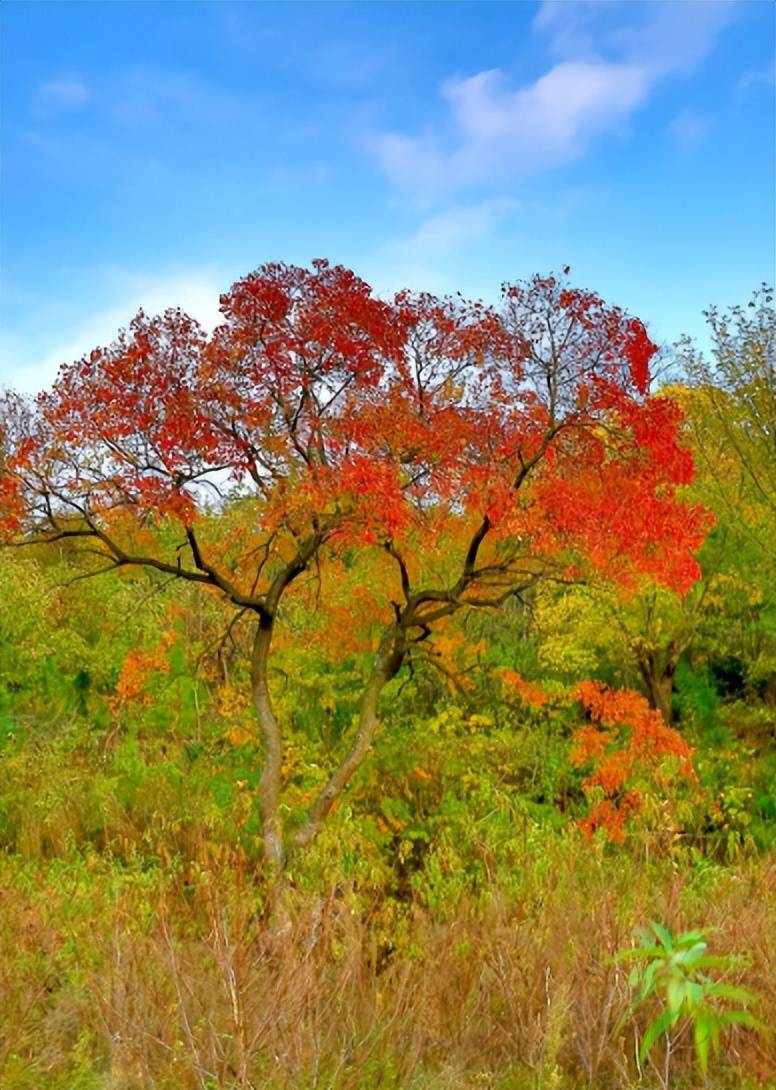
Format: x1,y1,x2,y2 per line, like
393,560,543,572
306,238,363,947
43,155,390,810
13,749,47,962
2,821,774,1089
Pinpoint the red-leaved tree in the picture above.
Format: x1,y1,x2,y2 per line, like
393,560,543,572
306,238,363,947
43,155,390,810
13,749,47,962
0,261,709,868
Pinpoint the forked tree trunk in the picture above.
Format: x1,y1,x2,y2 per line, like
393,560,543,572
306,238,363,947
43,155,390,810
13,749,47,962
251,618,404,870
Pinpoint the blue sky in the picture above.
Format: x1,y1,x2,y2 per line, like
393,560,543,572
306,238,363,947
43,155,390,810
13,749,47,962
2,0,773,393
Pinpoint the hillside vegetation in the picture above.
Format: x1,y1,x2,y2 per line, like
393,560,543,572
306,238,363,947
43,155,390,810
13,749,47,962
0,271,773,1089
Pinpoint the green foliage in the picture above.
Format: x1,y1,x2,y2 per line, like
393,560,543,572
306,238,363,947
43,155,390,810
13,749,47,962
618,922,767,1077
672,660,719,730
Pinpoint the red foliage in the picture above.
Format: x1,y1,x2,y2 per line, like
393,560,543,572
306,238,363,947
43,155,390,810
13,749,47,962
0,398,33,536
0,261,709,602
0,471,23,536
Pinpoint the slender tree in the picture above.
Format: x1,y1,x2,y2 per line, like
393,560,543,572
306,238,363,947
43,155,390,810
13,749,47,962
0,262,709,866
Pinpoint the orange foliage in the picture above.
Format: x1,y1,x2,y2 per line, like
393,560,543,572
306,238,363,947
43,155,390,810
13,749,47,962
111,631,175,711
571,681,695,841
579,793,643,842
501,669,550,709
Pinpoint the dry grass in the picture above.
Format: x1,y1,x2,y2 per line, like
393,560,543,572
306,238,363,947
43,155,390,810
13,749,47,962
2,836,774,1090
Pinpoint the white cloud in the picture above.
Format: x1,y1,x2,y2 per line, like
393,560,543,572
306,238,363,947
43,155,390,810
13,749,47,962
533,0,739,76
362,198,517,297
373,60,648,191
37,78,89,110
371,1,738,193
612,1,740,79
388,198,518,258
1,268,224,395
532,0,621,60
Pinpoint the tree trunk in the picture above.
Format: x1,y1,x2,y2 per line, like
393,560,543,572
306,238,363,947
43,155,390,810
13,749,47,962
294,626,404,850
638,652,677,725
251,617,285,870
648,671,675,725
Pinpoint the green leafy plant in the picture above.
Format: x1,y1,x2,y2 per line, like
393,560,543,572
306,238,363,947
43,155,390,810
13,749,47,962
618,921,766,1081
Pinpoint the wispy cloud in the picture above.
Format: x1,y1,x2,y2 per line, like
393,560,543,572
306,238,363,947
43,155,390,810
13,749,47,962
1,267,225,395
107,66,251,127
23,64,268,197
373,61,647,190
387,198,518,259
363,198,517,296
371,1,738,194
609,0,740,79
737,61,776,96
532,0,620,61
533,0,738,75
36,78,89,111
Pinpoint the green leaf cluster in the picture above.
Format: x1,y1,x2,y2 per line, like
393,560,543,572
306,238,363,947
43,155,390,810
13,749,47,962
618,921,768,1076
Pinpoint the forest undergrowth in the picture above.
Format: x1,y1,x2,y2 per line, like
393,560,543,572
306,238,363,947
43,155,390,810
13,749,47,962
1,692,774,1090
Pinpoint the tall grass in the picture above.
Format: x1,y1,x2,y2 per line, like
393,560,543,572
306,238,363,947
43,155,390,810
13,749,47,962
2,834,773,1089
